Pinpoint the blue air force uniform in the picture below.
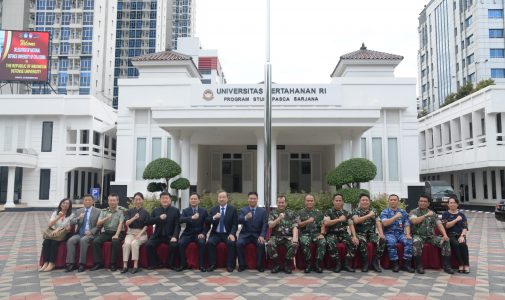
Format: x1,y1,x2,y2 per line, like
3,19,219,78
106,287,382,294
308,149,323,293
380,208,412,261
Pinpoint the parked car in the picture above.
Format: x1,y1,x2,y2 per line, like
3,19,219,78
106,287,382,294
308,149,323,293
424,181,455,212
495,199,505,222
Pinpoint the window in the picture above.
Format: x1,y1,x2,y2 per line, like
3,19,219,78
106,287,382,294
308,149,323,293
59,58,68,71
468,72,476,83
490,49,505,58
372,138,383,181
62,13,71,25
60,42,69,55
83,12,93,25
388,138,399,181
81,58,92,71
136,138,146,180
37,0,47,10
489,29,504,38
62,0,71,9
491,68,505,78
82,42,92,54
483,171,488,199
57,73,68,87
464,15,472,28
84,0,94,10
492,171,497,199
41,122,53,152
152,138,161,160
466,54,474,65
83,27,93,40
471,172,476,198
489,9,504,18
39,169,51,200
465,34,473,46
80,72,91,86
36,13,45,25
45,12,54,25
61,28,70,40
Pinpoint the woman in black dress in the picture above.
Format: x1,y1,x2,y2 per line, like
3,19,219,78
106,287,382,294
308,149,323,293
441,196,469,273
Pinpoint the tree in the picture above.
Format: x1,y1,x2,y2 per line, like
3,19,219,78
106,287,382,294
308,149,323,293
326,158,377,189
142,158,181,192
170,177,190,208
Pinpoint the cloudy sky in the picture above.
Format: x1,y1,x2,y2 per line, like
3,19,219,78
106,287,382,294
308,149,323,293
195,0,428,84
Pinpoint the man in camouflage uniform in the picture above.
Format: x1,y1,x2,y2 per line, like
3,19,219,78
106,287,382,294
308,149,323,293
380,194,414,273
352,193,385,272
409,194,454,274
266,195,298,274
297,194,326,273
324,193,358,273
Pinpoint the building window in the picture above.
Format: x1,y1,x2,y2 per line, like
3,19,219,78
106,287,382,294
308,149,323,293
136,138,146,180
152,138,161,161
471,172,476,198
80,72,91,86
491,171,497,199
466,54,474,65
41,121,53,152
489,29,504,38
388,138,399,181
490,48,505,58
39,169,51,200
465,34,473,46
62,12,71,25
83,12,93,25
491,68,505,78
372,137,383,181
468,72,476,83
83,27,93,40
82,42,92,54
488,9,504,18
361,138,367,158
464,15,472,28
483,171,488,199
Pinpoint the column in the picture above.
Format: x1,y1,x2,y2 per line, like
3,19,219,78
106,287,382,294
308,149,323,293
5,167,16,208
256,137,265,207
189,144,198,190
342,139,351,161
352,135,361,158
180,134,191,208
334,144,342,166
271,138,277,207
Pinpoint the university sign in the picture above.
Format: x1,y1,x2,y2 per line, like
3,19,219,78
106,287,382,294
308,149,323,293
192,84,339,106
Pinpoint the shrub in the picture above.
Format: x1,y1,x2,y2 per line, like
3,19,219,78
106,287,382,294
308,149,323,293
475,78,494,91
143,158,181,192
147,182,166,193
370,192,407,216
327,158,376,188
170,177,190,190
336,188,370,209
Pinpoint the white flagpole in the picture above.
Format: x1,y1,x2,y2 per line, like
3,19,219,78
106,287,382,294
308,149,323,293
264,0,272,212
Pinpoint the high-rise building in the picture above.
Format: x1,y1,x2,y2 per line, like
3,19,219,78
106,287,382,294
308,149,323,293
418,0,505,113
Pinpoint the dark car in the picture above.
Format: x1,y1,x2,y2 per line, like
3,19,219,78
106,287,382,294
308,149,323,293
495,199,505,222
424,181,455,212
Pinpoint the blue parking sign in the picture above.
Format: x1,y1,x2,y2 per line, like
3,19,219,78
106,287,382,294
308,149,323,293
91,188,100,200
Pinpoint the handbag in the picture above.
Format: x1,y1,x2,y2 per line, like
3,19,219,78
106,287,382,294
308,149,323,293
42,227,69,241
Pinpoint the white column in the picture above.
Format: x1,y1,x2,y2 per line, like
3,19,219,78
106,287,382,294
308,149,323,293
342,139,351,161
352,135,361,158
189,144,198,187
334,144,342,166
256,137,265,207
5,167,16,208
180,134,191,208
171,134,181,165
271,138,277,207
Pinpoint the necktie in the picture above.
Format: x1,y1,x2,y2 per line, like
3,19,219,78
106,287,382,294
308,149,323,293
193,208,197,214
251,208,256,219
80,208,88,237
219,207,225,233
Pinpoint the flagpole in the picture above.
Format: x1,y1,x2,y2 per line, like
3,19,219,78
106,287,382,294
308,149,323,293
264,0,272,213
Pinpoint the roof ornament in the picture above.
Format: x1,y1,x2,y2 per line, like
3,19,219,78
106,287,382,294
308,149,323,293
360,43,367,50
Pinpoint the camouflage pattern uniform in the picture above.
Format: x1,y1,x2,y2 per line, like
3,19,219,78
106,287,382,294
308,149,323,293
381,208,413,261
297,208,326,262
324,208,356,259
266,209,298,260
352,207,385,259
409,208,451,257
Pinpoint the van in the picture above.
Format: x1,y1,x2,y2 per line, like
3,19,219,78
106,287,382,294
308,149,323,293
424,181,455,212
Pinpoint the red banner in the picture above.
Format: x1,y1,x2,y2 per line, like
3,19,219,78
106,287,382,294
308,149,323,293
0,30,50,82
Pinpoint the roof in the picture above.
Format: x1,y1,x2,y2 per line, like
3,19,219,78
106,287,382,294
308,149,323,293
131,50,193,62
340,43,403,60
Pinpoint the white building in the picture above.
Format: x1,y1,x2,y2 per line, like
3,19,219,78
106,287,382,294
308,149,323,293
112,44,420,208
0,95,116,207
176,37,226,84
418,0,505,113
418,85,505,204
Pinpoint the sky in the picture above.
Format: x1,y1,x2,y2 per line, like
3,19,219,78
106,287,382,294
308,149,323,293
195,0,428,84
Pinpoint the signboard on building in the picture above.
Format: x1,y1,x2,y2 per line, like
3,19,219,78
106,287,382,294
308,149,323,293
0,30,50,82
192,84,339,106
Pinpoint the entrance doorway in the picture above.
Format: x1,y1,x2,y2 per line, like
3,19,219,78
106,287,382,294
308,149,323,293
222,153,242,193
0,167,23,204
289,153,311,193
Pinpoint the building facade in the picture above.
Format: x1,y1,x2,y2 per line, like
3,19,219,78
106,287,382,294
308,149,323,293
112,45,420,208
0,95,117,207
418,0,505,113
418,85,505,204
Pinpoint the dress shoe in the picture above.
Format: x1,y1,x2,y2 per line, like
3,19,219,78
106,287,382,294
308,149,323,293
391,260,400,273
120,267,129,274
131,268,141,274
271,265,280,274
206,265,216,272
314,260,323,273
78,264,86,272
110,265,118,272
257,266,264,273
372,258,382,273
415,256,425,274
43,263,55,272
343,258,355,272
238,265,246,272
199,267,206,272
284,261,292,274
90,263,103,271
65,264,77,272
401,260,415,273
226,267,234,273
39,263,48,272
304,266,311,273
333,261,342,273
147,265,161,270
174,266,186,272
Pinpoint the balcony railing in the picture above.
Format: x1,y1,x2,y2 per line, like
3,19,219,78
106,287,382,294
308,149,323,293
420,132,502,160
65,143,116,160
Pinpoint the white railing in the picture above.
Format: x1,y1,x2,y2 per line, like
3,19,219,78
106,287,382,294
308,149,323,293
65,143,116,160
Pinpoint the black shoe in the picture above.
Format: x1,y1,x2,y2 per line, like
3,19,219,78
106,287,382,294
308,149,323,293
238,265,246,272
206,265,216,272
271,264,280,274
226,267,234,273
65,264,77,272
90,264,103,271
304,265,311,273
415,256,425,274
361,257,369,272
314,260,323,273
78,264,86,272
343,258,355,272
442,256,454,274
391,260,400,273
110,265,117,272
175,266,186,272
284,260,292,274
131,268,141,274
200,267,206,272
257,266,264,272
401,260,415,273
333,261,342,273
147,265,160,270
120,267,129,274
372,257,382,273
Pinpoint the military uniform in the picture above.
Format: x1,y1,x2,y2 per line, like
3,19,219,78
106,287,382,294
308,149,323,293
324,208,356,259
352,207,385,272
409,207,453,274
381,207,414,272
266,209,298,261
298,208,326,271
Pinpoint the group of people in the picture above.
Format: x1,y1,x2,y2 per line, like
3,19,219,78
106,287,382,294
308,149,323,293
39,191,470,275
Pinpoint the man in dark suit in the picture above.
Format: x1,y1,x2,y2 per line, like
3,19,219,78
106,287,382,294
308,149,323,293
206,191,238,272
146,192,180,269
237,192,267,272
65,194,101,272
175,193,208,272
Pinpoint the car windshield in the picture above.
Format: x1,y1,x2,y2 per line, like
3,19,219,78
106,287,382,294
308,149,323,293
432,185,454,195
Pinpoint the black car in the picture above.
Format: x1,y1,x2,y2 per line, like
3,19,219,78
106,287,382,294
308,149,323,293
495,199,505,222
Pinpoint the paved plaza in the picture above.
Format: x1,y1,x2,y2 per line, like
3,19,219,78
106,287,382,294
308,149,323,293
0,211,504,300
